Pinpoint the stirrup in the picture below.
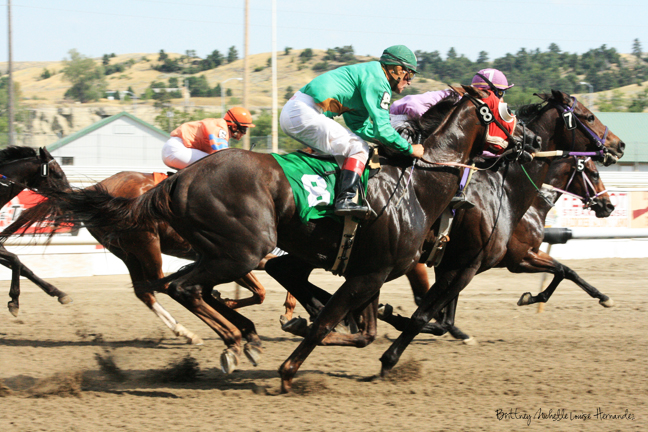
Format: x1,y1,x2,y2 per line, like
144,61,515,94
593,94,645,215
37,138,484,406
334,202,369,218
450,195,475,210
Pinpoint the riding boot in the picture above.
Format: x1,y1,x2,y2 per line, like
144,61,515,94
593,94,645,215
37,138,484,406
334,169,368,218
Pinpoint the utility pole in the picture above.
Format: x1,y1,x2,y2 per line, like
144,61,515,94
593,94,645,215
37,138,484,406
242,0,250,150
7,0,15,146
271,0,278,153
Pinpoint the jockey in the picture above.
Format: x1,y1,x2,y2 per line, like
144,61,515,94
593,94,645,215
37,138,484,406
389,68,515,209
280,45,425,218
162,107,255,170
390,68,514,142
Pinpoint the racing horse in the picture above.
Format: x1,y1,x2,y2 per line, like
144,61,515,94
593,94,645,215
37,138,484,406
278,153,615,341
0,146,71,316
380,153,615,342
379,90,625,376
2,169,272,346
3,86,542,391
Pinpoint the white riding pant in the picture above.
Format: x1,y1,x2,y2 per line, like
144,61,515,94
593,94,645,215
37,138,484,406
280,91,369,166
161,137,210,170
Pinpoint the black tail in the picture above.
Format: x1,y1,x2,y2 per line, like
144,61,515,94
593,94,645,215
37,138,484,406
0,179,178,244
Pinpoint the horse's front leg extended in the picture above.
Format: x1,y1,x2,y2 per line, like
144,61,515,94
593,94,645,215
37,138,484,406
379,266,478,376
279,274,383,393
223,272,266,309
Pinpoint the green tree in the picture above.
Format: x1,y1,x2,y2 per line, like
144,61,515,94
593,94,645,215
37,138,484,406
299,48,313,63
158,50,168,61
40,68,52,80
632,38,643,59
284,46,292,55
628,89,648,112
61,49,107,103
227,46,239,63
597,90,626,112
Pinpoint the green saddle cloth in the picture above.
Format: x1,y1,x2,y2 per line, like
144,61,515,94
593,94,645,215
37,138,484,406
272,152,369,224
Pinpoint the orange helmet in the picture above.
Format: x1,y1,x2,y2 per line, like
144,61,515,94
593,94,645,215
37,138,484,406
224,107,255,130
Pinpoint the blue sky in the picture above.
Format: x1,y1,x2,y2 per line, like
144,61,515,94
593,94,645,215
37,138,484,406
1,0,647,62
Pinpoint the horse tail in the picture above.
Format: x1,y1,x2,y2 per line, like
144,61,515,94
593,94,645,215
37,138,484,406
0,178,178,243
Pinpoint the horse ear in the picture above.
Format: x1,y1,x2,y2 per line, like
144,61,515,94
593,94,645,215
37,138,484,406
550,89,567,104
462,85,484,98
39,147,53,161
535,92,550,102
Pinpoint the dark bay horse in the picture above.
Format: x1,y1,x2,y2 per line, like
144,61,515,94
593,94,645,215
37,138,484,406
290,153,615,342
378,90,625,376
6,86,541,392
0,147,71,316
381,154,616,343
93,172,276,345
4,169,272,346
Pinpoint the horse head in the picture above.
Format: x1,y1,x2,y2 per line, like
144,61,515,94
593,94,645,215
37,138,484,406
535,90,625,166
418,85,538,164
36,147,71,192
546,155,614,218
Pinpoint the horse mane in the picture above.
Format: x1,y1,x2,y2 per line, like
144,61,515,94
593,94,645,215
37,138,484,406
413,92,462,139
0,146,37,165
516,102,546,121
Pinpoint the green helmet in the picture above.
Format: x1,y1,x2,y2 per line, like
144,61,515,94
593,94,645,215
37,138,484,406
380,45,418,73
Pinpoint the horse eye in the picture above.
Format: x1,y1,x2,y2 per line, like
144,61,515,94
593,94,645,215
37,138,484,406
587,115,595,122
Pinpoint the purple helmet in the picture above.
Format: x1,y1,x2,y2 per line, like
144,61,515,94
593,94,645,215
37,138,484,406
472,68,514,90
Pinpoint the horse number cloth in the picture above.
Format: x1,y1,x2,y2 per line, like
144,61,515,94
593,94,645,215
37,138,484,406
272,152,369,224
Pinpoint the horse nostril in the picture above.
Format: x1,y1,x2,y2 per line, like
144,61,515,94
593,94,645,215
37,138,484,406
534,136,542,148
606,203,615,213
618,141,626,153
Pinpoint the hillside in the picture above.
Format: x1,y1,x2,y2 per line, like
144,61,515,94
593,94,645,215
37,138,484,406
1,48,647,147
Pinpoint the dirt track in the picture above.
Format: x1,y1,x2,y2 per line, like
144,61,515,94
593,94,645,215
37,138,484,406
1,258,646,431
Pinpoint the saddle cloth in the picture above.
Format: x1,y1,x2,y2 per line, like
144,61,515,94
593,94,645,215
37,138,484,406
272,152,369,224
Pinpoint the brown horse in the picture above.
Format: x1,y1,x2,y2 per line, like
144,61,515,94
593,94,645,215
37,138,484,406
5,169,272,346
380,154,615,342
0,146,71,316
6,86,543,392
378,90,625,376
285,153,615,341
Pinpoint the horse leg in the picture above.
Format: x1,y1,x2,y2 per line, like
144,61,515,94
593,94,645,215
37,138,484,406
0,246,70,316
166,275,246,373
199,286,264,367
512,250,614,307
265,255,333,333
509,249,612,307
380,266,479,377
222,272,266,309
279,274,384,393
436,296,474,343
282,293,298,323
106,238,204,345
563,265,614,307
406,263,430,305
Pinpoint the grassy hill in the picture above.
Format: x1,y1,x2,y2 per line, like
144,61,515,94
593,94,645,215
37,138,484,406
2,49,451,110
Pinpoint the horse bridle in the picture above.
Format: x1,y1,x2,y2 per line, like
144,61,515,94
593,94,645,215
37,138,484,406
542,156,607,209
545,96,615,165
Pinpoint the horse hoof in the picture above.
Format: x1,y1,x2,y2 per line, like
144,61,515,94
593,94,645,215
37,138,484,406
220,348,240,374
281,317,309,336
8,302,19,317
244,342,263,367
517,292,532,306
599,298,615,308
58,295,72,305
279,315,289,327
462,337,478,346
377,303,393,320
